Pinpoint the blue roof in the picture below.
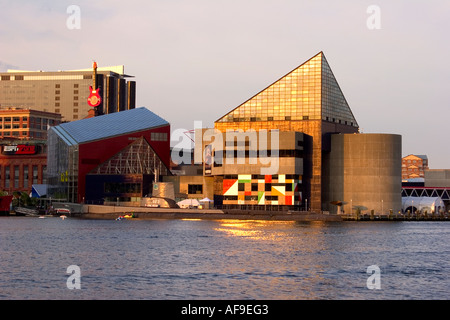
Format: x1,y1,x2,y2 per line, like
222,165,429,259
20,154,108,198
51,107,169,144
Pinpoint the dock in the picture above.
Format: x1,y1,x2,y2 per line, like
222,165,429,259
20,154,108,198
340,212,450,221
81,205,343,222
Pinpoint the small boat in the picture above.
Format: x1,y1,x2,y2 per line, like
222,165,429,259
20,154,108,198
124,213,135,219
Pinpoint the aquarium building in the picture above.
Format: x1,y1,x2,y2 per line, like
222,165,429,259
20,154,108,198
46,107,171,204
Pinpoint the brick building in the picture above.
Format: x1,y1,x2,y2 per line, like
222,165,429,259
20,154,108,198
0,107,61,194
402,154,429,180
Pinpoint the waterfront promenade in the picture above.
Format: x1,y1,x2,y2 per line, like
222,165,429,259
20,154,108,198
79,205,449,222
81,204,343,222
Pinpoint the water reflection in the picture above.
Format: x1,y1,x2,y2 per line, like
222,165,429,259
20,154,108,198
214,220,295,240
1,218,449,299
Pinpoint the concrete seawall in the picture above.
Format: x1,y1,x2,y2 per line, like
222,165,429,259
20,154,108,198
82,205,343,222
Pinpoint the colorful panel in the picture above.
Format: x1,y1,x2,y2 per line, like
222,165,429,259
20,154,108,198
272,186,285,196
238,174,251,183
223,174,302,206
258,191,265,204
223,179,238,196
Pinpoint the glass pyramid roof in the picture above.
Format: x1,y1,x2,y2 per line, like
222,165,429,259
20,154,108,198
216,52,358,127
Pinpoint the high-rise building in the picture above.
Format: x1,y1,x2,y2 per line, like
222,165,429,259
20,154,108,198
0,64,135,122
213,52,359,212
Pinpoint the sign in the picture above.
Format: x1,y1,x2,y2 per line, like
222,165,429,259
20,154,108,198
2,145,37,155
87,86,101,107
87,61,102,107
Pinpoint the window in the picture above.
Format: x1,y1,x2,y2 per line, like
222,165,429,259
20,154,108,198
151,132,168,141
188,184,203,194
32,165,38,184
24,166,29,188
14,166,19,188
5,167,10,188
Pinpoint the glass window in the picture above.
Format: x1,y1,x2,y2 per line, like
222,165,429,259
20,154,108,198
188,184,203,194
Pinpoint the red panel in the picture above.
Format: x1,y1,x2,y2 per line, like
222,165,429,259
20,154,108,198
265,175,272,183
223,179,236,194
285,196,292,206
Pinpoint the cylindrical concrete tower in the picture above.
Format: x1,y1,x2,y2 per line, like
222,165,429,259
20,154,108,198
325,133,402,215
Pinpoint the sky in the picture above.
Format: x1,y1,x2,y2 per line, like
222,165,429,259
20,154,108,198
0,0,449,168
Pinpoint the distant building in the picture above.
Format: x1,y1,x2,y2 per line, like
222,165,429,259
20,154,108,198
425,169,450,188
0,107,61,140
402,154,429,180
0,107,61,194
0,65,135,122
46,107,171,205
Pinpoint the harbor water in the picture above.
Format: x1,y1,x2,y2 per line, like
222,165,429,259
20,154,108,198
0,216,449,300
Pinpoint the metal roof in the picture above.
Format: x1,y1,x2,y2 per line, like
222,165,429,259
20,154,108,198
50,107,169,144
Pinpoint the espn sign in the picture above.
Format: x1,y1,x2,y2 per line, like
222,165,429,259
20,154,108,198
2,145,37,155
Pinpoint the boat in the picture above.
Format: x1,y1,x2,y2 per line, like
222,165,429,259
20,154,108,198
14,207,39,216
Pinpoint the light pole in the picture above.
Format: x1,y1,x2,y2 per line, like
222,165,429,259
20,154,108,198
381,199,383,215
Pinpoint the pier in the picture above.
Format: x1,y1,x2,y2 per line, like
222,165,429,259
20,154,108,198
340,212,449,221
81,204,343,222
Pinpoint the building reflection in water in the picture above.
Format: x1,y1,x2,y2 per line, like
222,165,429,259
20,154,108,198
212,220,359,299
